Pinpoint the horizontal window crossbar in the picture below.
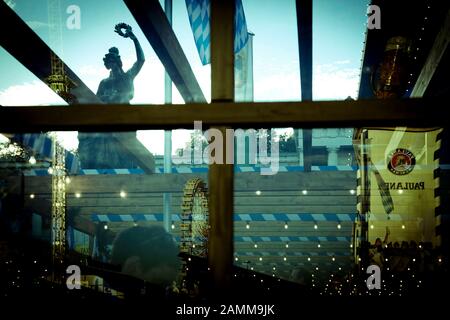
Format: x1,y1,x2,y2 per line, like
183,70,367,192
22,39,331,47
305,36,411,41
0,98,447,132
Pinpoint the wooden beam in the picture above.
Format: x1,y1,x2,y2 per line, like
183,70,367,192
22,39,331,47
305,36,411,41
71,215,97,236
123,0,206,103
208,0,235,292
296,0,313,101
110,133,155,174
23,170,355,195
70,205,356,215
411,9,450,97
28,195,357,208
382,10,450,158
23,197,97,236
296,0,313,172
0,98,448,131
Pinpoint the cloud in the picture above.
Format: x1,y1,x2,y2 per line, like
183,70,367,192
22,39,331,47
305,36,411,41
0,80,66,106
334,59,351,65
78,65,108,77
254,71,301,102
0,81,76,151
253,59,360,102
313,62,360,100
252,57,301,102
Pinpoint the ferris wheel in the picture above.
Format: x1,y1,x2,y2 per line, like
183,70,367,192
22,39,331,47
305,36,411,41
180,178,209,262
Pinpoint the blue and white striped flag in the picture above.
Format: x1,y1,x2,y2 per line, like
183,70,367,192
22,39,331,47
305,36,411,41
11,133,80,174
185,0,249,65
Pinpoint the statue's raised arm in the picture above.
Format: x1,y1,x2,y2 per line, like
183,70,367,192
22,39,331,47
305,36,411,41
115,23,145,79
97,23,145,104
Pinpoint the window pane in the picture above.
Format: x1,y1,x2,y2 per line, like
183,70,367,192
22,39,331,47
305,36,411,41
242,0,300,102
232,126,448,297
1,126,449,303
313,0,367,100
1,0,212,105
0,47,67,106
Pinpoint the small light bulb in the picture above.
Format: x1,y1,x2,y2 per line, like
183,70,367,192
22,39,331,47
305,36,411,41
314,224,318,230
29,194,35,199
171,223,175,230
255,190,261,196
285,243,289,248
29,156,36,165
246,222,250,229
317,243,321,248
349,189,355,195
283,257,287,261
120,191,127,198
48,167,54,175
337,224,341,229
302,190,308,195
284,222,288,229
75,192,81,198
402,225,405,229
370,224,374,229
103,224,108,230
254,243,258,248
259,257,263,261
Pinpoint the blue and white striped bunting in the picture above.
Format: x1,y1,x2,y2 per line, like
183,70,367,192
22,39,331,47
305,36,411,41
125,236,351,243
22,165,359,176
23,164,448,176
233,236,351,242
90,213,356,223
235,251,351,256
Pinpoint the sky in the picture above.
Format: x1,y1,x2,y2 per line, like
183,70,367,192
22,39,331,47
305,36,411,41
0,0,368,155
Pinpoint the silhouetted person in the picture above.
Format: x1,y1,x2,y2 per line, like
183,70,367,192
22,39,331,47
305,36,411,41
110,226,180,288
369,227,390,269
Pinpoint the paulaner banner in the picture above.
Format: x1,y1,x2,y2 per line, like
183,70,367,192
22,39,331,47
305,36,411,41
365,128,442,245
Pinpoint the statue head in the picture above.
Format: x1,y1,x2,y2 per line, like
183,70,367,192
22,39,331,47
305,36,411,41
103,47,123,70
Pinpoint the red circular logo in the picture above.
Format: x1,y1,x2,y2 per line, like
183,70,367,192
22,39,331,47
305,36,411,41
387,148,415,175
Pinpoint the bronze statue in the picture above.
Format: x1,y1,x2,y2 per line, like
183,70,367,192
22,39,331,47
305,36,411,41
78,23,148,170
97,23,145,103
